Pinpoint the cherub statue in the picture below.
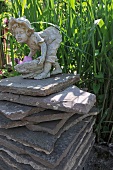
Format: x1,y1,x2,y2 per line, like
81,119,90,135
9,17,62,79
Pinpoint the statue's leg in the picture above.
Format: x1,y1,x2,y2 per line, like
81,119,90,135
34,62,51,80
51,62,62,75
46,39,62,76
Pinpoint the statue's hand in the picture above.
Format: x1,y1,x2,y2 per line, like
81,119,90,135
38,56,45,64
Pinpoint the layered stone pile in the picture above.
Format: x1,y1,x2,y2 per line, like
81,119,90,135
0,74,98,170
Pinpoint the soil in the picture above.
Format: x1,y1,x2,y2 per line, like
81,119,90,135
84,143,113,170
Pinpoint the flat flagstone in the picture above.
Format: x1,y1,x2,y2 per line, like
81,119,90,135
0,116,95,168
0,127,56,154
23,109,74,123
0,151,19,170
0,131,95,170
64,134,95,170
73,142,94,170
26,118,68,135
25,107,98,134
0,147,48,170
0,157,18,170
0,86,96,114
0,101,44,120
71,136,95,170
0,116,92,155
0,113,28,129
0,74,80,96
0,151,34,170
56,107,98,137
36,117,95,168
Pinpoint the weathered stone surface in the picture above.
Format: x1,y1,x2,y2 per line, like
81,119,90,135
0,147,48,170
0,131,95,170
0,86,96,114
74,143,93,170
0,151,19,170
0,74,80,96
0,113,28,129
23,109,74,123
26,108,98,134
26,118,68,135
0,127,55,154
0,151,34,170
66,134,95,170
0,116,92,155
9,17,62,80
56,133,95,170
56,107,98,137
0,116,95,168
0,157,17,170
71,136,95,170
0,100,44,120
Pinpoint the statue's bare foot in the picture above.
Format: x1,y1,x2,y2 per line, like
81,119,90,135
51,68,62,75
34,72,50,80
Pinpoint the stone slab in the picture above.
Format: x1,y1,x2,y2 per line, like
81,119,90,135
56,133,95,170
0,147,48,170
0,131,95,170
56,107,98,137
75,142,94,170
26,118,68,135
0,113,28,129
26,107,98,135
66,134,95,170
0,116,95,168
0,116,92,155
0,100,44,120
0,151,34,170
0,86,96,114
0,151,19,170
0,74,80,96
33,117,94,168
23,109,74,123
0,157,18,170
0,127,56,154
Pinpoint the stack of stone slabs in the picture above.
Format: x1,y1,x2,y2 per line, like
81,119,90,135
0,74,98,170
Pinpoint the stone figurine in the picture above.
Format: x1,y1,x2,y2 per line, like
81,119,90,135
9,17,62,79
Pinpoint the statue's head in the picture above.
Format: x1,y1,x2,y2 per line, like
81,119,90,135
9,17,34,43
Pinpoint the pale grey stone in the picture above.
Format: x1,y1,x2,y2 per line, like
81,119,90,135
9,17,63,80
0,74,80,96
0,86,96,114
0,101,44,120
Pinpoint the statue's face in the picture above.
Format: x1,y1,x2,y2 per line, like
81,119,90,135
15,27,28,43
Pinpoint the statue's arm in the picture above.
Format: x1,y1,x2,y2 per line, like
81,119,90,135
28,49,37,58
